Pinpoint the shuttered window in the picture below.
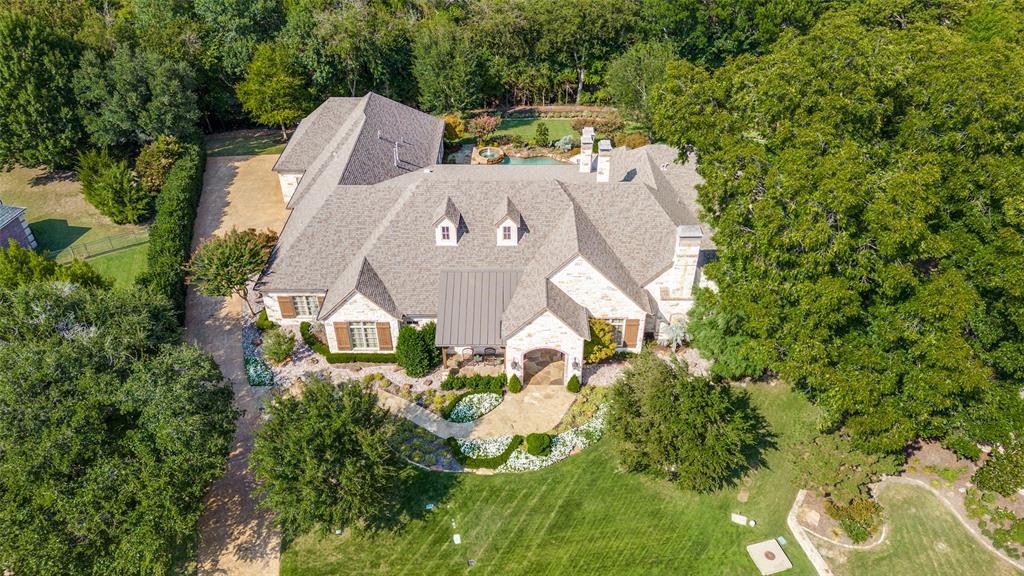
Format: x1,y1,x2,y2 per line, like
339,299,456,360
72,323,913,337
349,322,379,350
292,295,320,317
606,318,627,345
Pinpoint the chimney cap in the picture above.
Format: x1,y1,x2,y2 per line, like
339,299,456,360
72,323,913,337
677,224,703,239
581,134,594,144
582,126,595,137
598,139,612,152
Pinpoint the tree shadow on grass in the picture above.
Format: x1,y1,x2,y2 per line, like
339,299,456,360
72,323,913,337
730,390,780,486
29,170,76,186
29,219,90,252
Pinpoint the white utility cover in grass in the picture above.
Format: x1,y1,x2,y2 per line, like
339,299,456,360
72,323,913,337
746,539,792,575
731,513,748,526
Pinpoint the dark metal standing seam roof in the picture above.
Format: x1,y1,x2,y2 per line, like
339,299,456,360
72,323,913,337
436,270,522,347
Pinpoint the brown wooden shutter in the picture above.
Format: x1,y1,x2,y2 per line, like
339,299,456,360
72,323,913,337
624,319,640,348
316,295,325,310
334,322,352,351
278,296,296,319
376,322,393,351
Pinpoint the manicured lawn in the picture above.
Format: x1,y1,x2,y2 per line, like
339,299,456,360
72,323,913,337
0,167,149,286
823,483,1018,576
493,118,576,142
87,243,149,288
206,129,288,157
281,383,819,576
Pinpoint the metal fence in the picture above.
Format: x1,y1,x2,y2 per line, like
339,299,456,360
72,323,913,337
52,230,149,263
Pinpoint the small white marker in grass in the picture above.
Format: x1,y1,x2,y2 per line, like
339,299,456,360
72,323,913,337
453,534,461,545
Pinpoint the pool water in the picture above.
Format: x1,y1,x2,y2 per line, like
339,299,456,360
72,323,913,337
500,156,565,165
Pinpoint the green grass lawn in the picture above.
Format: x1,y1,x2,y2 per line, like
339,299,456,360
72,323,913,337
86,243,149,288
281,383,820,576
0,167,149,286
206,129,288,157
823,482,1018,576
493,118,576,142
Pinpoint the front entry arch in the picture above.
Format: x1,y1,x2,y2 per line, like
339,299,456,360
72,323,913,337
523,348,566,386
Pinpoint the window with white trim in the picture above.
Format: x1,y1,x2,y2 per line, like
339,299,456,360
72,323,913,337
292,295,320,317
606,318,626,346
348,321,379,350
502,225,512,241
441,225,451,241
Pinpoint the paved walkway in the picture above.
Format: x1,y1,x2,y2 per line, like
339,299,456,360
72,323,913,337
190,155,288,576
378,384,577,439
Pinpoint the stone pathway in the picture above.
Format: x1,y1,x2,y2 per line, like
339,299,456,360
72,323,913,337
190,154,288,576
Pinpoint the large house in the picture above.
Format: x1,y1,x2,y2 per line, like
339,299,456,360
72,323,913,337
258,93,715,385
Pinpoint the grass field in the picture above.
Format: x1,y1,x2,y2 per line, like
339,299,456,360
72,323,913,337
206,129,288,157
0,167,149,286
821,482,1018,576
493,118,576,142
86,243,149,287
281,383,819,576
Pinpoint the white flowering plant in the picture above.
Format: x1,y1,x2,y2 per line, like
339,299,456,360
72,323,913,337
446,392,503,423
497,404,608,473
456,436,514,459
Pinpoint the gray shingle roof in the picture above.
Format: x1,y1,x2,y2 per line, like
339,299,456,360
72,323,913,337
274,98,363,173
0,204,25,228
494,196,521,227
434,197,462,227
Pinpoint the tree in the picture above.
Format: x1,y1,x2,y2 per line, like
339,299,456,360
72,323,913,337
194,0,284,78
236,43,315,140
73,45,199,147
262,327,296,365
76,149,150,224
533,122,550,146
442,114,465,144
135,135,184,196
794,433,900,506
250,375,409,538
413,13,482,112
653,2,1024,453
605,41,675,130
583,317,617,363
0,283,235,574
186,227,277,315
0,10,84,169
608,350,769,492
466,115,502,141
685,289,768,380
396,323,438,377
0,239,108,289
973,440,1024,497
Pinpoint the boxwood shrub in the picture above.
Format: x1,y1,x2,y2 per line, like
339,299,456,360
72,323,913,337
526,432,552,456
566,374,581,393
508,374,522,393
446,435,524,469
300,321,396,364
441,372,506,392
255,308,276,331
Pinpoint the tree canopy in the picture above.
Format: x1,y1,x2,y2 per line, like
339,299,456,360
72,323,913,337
655,0,1024,453
186,227,277,315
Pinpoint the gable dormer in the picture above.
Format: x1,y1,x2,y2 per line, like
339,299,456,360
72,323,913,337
434,197,461,246
495,197,522,246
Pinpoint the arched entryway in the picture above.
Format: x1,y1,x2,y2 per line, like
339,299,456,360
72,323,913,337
523,348,566,386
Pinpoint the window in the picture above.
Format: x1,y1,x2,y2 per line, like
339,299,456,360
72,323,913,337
606,318,626,345
441,225,450,241
292,295,320,317
349,321,379,350
502,225,512,241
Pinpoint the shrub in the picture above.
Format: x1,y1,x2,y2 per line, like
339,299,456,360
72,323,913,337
442,114,465,143
508,374,522,393
440,372,506,393
584,318,617,364
255,308,276,331
396,323,438,377
262,327,296,365
826,497,883,543
571,117,599,132
566,374,581,393
446,435,523,469
617,132,649,149
526,433,552,456
301,321,397,364
973,441,1024,496
533,122,550,146
593,115,625,136
137,142,204,322
467,114,501,139
77,148,150,224
136,135,183,196
794,433,900,506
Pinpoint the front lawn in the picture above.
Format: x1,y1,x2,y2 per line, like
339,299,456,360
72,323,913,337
86,243,149,287
281,383,819,575
820,482,1018,576
492,117,576,142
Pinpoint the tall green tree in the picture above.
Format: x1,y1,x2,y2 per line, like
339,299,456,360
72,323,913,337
653,1,1024,453
236,43,315,139
0,10,84,169
0,283,236,575
194,0,284,78
413,13,482,112
0,239,108,290
605,41,676,130
186,227,277,315
250,375,409,538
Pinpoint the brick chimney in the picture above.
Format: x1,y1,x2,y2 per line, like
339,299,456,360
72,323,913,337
596,139,612,182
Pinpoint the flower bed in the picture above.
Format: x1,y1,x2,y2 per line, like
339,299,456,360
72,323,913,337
456,436,514,459
446,392,503,423
497,404,608,473
446,435,524,469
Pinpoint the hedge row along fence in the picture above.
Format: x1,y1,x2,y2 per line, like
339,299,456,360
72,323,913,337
136,142,204,323
300,322,397,364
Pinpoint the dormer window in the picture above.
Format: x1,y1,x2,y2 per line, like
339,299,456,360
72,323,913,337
495,196,522,246
502,226,512,241
434,197,461,246
442,226,451,241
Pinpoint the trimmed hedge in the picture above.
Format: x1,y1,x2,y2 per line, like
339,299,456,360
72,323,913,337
441,372,506,392
526,432,552,456
508,374,522,393
300,321,397,364
446,435,524,469
136,142,205,322
566,374,581,393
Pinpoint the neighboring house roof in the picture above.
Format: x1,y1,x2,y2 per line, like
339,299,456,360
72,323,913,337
259,94,711,344
436,270,522,347
0,204,25,229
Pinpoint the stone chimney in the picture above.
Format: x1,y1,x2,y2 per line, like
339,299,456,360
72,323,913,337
579,127,595,173
674,225,703,298
596,139,612,182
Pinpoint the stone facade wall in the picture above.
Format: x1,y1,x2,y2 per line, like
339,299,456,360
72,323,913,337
504,311,584,383
261,292,323,325
278,172,302,204
551,255,646,351
322,292,399,352
645,237,703,338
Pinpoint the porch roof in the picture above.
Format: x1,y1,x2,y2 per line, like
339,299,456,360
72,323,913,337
436,270,522,347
